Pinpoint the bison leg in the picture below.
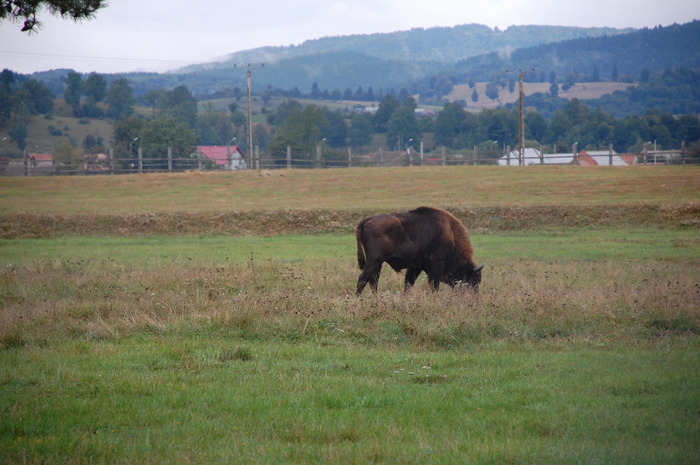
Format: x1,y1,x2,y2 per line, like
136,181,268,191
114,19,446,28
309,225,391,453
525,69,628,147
426,272,441,291
356,262,382,296
403,267,421,292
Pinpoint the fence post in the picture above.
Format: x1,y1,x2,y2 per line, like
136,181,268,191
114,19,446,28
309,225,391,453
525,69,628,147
348,147,352,168
681,141,686,165
420,141,424,166
379,148,383,167
473,146,478,165
168,146,173,172
138,147,143,174
441,146,446,166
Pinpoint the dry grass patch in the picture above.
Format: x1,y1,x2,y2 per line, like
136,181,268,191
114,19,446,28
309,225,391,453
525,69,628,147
2,256,697,348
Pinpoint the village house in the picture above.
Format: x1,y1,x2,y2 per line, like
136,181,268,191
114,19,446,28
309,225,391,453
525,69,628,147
195,145,247,170
498,148,636,166
2,152,54,176
575,150,637,166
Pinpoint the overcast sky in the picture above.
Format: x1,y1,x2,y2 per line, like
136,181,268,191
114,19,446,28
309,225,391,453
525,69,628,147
1,0,698,74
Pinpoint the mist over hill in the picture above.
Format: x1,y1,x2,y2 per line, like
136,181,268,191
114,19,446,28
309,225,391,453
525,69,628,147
182,23,631,71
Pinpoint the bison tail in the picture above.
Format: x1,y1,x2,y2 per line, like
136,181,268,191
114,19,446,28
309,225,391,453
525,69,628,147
356,219,368,270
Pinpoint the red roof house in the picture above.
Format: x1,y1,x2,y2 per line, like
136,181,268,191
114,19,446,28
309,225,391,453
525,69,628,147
197,146,247,170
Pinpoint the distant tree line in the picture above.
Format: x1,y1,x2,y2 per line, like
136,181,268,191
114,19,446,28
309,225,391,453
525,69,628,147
0,69,54,150
2,69,698,171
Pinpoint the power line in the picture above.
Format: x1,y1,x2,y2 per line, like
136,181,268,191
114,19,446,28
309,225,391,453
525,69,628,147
0,49,199,66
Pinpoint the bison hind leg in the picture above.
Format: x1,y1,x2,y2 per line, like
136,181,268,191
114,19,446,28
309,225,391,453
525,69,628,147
356,262,382,296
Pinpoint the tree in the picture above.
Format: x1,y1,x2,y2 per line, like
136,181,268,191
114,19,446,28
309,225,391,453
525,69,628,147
113,115,145,168
310,82,321,99
106,78,135,119
476,108,517,148
549,82,559,97
0,69,16,120
266,99,302,127
140,118,199,170
84,73,106,103
386,104,421,151
232,87,244,102
269,105,327,165
434,101,466,148
348,113,374,150
144,88,166,118
64,71,82,117
1,0,105,32
196,109,233,146
485,82,499,101
164,86,197,127
525,111,547,143
9,121,28,150
18,79,54,115
373,94,399,132
322,109,347,148
230,110,247,138
82,72,106,116
54,139,82,173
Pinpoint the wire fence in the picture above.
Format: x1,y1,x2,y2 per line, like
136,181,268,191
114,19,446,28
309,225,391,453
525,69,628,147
2,147,698,176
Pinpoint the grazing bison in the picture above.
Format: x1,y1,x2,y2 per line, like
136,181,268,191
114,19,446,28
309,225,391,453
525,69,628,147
355,206,484,295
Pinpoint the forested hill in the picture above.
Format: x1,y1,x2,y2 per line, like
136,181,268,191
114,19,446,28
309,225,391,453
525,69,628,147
167,21,696,99
182,23,631,71
26,20,699,114
450,20,700,82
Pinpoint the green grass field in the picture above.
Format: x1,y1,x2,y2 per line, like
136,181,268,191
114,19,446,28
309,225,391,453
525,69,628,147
1,166,699,463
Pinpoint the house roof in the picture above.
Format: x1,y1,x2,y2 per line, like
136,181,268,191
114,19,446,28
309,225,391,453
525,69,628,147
498,148,576,166
27,153,53,162
577,150,634,166
197,146,244,166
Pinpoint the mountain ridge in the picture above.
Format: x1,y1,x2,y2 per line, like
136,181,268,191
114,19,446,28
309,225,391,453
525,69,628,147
181,23,634,72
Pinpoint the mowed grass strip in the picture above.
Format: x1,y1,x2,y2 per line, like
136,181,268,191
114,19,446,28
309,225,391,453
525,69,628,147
1,166,698,215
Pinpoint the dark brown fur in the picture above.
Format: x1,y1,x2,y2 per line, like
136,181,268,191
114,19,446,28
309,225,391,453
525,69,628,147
355,206,483,295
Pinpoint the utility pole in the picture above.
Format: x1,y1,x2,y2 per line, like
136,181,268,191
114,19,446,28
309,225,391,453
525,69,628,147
235,63,263,170
507,68,533,166
518,71,525,166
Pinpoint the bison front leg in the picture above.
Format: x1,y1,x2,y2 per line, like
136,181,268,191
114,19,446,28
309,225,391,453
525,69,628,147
428,277,441,291
425,270,441,292
403,267,421,292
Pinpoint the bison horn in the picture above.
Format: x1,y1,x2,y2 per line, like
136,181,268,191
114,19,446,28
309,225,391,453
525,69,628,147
474,264,485,272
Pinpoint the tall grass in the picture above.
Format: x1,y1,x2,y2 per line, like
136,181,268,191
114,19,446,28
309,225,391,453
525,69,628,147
2,232,698,347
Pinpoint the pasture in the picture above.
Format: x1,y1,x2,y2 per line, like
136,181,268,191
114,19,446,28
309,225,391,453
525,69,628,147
1,166,699,464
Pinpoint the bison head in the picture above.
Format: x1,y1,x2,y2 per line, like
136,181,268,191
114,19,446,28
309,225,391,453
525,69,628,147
452,263,484,291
